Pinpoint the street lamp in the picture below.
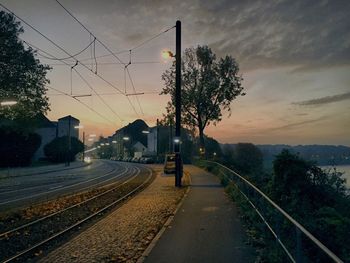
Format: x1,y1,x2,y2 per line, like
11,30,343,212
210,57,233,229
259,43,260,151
74,125,85,162
0,100,17,106
142,130,150,134
162,50,174,59
122,136,130,158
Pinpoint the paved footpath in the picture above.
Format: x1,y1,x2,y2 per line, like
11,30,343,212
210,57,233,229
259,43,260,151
144,165,255,263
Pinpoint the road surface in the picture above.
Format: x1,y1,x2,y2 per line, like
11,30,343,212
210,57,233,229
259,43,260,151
0,160,147,211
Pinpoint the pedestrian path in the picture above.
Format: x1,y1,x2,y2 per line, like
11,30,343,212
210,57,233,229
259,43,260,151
144,165,255,263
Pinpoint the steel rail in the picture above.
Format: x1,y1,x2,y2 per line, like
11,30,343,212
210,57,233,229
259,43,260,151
0,162,133,238
0,162,126,206
2,165,153,263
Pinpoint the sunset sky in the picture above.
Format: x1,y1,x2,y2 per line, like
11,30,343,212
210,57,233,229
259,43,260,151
2,0,349,146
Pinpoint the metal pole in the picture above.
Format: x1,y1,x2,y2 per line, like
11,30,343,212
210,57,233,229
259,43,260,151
67,116,71,166
156,118,159,162
82,131,85,162
175,20,182,187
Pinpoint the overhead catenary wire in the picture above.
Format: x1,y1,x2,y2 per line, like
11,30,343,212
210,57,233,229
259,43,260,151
43,61,162,66
0,3,145,117
35,38,95,61
1,2,176,119
0,3,125,95
75,25,175,63
54,0,141,120
73,69,124,122
54,0,125,66
22,40,123,123
47,86,116,125
126,67,144,115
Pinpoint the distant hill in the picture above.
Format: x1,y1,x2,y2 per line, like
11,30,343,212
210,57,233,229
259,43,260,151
222,144,350,166
114,119,149,146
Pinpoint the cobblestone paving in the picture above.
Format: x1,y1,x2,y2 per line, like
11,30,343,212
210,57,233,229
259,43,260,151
40,166,188,263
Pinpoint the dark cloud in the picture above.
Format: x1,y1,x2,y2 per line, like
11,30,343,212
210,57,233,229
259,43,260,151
293,91,350,106
270,116,327,131
4,0,349,71
120,0,350,71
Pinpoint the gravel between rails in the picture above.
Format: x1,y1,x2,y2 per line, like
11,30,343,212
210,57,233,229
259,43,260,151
39,166,190,263
0,165,154,262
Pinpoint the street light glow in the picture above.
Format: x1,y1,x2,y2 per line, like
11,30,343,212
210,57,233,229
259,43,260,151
123,137,130,141
112,140,117,143
105,143,110,146
1,100,17,106
74,125,84,129
142,130,150,134
174,138,180,144
100,143,105,146
162,50,174,59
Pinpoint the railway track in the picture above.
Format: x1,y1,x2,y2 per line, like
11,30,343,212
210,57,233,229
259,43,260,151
0,164,154,262
0,160,128,208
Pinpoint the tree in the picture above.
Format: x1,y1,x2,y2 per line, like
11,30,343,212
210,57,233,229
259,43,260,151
233,143,263,180
44,136,84,163
0,11,50,124
161,45,244,153
268,149,350,261
0,128,41,167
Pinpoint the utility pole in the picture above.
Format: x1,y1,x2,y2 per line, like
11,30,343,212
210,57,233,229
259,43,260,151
67,116,71,166
174,20,182,187
156,118,159,162
82,131,85,162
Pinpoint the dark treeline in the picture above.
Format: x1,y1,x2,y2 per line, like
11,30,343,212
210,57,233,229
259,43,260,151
223,143,350,166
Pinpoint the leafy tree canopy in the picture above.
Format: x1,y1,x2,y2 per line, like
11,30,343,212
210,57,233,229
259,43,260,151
44,136,83,163
0,128,41,167
161,45,244,150
0,11,50,125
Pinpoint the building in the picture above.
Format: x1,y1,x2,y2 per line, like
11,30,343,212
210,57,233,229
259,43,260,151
32,115,58,161
133,141,147,152
33,115,80,160
57,115,80,139
147,126,158,155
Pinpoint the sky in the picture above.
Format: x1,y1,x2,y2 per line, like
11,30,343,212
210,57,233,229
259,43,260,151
1,0,350,146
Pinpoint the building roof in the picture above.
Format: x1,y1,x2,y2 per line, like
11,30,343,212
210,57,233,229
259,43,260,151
58,115,80,122
32,114,56,128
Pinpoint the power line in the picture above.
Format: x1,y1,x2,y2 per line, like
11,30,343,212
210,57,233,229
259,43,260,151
75,25,175,63
43,61,162,66
48,86,116,125
54,0,125,66
40,38,95,61
0,3,125,95
130,25,175,51
126,67,144,115
73,69,124,122
22,40,124,122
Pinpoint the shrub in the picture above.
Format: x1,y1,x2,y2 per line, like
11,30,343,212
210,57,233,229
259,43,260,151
44,136,83,163
0,128,41,167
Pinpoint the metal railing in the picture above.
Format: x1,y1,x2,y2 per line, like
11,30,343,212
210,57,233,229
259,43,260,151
200,160,344,263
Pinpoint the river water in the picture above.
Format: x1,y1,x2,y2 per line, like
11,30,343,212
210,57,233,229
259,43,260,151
321,165,350,188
